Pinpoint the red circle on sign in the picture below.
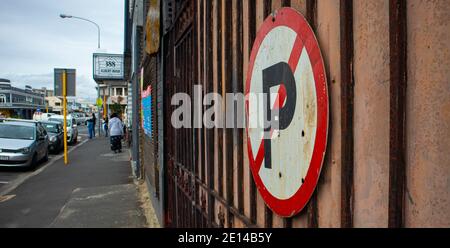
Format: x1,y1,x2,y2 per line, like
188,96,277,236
245,7,328,217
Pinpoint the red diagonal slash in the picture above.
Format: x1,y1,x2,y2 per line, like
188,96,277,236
253,35,304,172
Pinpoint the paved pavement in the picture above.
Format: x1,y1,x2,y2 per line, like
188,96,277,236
0,126,151,228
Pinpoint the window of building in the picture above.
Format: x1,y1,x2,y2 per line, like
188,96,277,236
124,87,128,96
0,94,6,103
116,88,123,96
55,102,61,106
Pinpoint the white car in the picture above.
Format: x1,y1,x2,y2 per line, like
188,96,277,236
33,112,55,122
48,115,78,144
72,113,87,126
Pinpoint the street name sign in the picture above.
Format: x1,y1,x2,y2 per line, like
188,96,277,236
245,7,329,217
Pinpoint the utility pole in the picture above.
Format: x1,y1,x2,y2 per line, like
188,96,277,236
62,70,68,165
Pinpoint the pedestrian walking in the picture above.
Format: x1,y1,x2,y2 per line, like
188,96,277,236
86,113,95,139
103,116,109,137
108,113,124,153
92,112,96,137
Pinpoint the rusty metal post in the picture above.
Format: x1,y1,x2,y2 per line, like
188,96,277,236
388,0,407,228
340,0,354,228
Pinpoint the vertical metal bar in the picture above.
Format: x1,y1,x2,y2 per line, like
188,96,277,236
282,0,291,7
283,218,293,228
306,0,319,228
217,0,224,198
248,0,257,226
235,0,244,215
191,20,198,227
175,168,179,227
264,0,272,17
263,0,273,228
193,0,200,228
205,0,215,227
389,0,407,228
307,199,318,227
224,0,235,228
306,0,317,30
340,0,354,228
264,207,273,228
200,0,206,186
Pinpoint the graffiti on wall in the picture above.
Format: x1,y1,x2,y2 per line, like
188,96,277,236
141,85,152,137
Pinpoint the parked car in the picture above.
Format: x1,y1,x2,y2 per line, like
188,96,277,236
71,113,81,126
41,121,64,153
48,115,78,144
0,121,49,168
76,112,87,125
33,112,54,122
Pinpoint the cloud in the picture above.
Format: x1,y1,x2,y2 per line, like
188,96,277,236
0,0,124,103
3,72,98,103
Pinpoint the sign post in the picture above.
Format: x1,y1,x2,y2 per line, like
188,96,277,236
246,8,329,217
54,68,75,165
62,70,68,165
96,97,103,135
103,95,107,119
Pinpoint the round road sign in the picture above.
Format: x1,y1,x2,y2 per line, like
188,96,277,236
96,97,103,108
245,7,328,217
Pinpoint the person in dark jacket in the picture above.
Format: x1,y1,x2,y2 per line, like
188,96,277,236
103,116,109,137
86,113,95,139
92,113,96,137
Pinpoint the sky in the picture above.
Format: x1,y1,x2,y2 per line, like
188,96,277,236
0,0,124,103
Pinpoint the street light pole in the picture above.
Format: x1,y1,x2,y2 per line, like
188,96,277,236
60,13,102,135
60,14,101,49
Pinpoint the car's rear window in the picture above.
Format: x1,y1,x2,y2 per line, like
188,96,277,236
43,123,59,133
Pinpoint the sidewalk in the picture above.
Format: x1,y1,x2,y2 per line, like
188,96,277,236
0,134,158,228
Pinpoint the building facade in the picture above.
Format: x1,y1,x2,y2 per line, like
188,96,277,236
96,81,128,118
0,78,46,119
33,87,54,97
46,96,62,114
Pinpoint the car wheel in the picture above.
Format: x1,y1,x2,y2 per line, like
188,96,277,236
29,153,38,170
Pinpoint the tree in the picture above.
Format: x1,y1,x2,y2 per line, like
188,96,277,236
110,102,124,115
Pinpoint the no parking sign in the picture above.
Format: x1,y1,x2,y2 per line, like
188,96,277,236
245,8,328,217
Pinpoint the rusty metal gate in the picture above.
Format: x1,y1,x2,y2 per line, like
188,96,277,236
158,0,450,228
164,0,204,227
164,0,251,228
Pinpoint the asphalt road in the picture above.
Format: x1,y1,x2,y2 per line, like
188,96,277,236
0,125,92,192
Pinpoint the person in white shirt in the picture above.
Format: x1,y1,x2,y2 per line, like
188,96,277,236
108,113,124,153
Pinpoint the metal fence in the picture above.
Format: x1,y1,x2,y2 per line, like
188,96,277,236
139,0,450,228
